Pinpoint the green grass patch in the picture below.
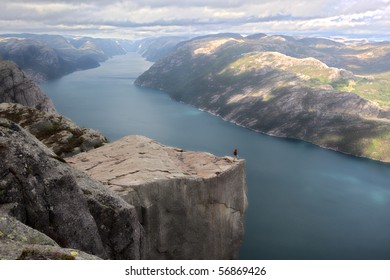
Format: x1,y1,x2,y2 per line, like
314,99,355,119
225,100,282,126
362,131,390,161
332,73,390,106
35,123,63,140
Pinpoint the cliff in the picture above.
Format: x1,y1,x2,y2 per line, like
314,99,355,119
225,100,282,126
0,60,56,113
67,135,247,259
0,118,143,259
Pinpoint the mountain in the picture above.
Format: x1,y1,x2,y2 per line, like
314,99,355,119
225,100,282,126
67,36,126,59
0,34,130,81
135,33,390,162
0,37,75,81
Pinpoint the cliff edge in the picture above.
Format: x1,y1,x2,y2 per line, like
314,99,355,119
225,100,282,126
67,135,247,259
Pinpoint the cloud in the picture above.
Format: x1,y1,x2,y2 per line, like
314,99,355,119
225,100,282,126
0,0,389,39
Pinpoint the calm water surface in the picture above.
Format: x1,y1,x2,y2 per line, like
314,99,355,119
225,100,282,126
42,53,390,260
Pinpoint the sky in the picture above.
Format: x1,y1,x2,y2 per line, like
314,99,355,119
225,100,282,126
1,0,390,40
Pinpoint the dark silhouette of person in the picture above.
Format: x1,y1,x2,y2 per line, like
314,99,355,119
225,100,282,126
233,148,238,159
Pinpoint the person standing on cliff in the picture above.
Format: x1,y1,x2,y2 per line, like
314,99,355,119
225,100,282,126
233,148,238,160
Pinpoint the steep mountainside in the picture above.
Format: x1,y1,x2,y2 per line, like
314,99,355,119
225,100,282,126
136,34,390,162
0,34,129,81
0,60,56,113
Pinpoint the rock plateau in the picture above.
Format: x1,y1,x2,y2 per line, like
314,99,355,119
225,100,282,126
67,135,247,259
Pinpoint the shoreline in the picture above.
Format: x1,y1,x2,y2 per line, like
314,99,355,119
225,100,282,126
163,93,390,165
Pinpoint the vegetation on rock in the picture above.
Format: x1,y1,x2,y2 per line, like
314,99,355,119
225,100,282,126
136,33,390,162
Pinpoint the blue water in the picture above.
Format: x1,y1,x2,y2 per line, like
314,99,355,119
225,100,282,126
42,53,390,260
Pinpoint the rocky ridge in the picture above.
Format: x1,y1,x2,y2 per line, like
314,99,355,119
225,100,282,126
0,103,107,157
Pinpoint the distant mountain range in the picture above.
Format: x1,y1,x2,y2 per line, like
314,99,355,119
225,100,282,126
0,34,192,81
129,36,191,62
135,33,390,162
0,33,129,81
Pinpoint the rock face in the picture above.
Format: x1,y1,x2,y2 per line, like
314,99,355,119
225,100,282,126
0,118,143,259
0,103,107,157
0,210,100,260
0,61,56,113
67,135,247,259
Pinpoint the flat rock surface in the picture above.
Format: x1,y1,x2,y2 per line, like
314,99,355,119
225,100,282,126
67,135,247,259
67,135,241,191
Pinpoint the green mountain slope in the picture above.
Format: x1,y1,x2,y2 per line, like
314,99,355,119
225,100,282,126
135,34,390,162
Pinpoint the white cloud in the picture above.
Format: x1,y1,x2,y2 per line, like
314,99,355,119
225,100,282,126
0,0,389,39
